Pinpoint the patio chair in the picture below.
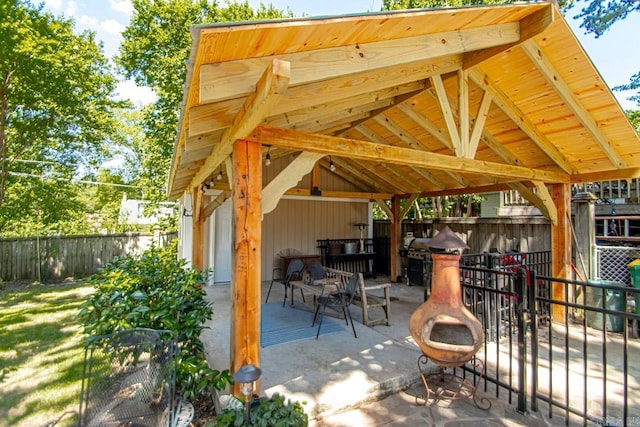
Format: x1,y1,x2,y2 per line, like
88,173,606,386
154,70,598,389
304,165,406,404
77,328,193,427
266,258,306,307
313,272,359,339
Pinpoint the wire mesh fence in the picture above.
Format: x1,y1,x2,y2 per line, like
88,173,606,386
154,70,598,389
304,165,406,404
594,245,640,286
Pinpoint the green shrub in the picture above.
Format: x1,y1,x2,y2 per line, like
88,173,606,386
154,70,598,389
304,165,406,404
77,240,231,399
213,393,308,427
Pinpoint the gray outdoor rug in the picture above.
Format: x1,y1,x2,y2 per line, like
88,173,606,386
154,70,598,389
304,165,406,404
261,303,346,347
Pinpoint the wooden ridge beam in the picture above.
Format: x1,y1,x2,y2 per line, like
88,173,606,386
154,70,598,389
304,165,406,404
200,22,521,104
249,125,570,183
521,40,626,169
188,59,290,193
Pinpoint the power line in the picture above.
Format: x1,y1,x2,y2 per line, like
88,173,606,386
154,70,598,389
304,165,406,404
8,171,150,190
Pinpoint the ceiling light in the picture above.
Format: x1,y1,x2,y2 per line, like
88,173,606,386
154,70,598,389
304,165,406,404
265,147,271,166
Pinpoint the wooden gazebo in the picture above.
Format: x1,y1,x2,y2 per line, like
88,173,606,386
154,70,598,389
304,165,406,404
167,2,640,389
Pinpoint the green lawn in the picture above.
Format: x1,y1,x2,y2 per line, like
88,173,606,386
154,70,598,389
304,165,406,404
0,281,93,427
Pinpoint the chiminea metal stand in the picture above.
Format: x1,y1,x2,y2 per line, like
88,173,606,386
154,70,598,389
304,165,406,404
408,227,491,410
416,355,491,410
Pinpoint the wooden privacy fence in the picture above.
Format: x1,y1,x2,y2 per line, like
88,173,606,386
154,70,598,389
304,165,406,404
0,232,177,282
373,217,551,253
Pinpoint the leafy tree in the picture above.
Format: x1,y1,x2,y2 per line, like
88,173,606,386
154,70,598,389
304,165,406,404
0,0,123,211
572,0,640,106
382,0,573,10
116,0,291,202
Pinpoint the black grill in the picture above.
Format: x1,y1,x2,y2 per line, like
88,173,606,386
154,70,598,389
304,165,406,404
404,237,431,286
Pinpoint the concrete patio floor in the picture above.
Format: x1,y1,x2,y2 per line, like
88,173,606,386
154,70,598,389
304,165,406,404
201,277,553,426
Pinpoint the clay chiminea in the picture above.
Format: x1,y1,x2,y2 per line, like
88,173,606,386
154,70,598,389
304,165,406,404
409,226,484,367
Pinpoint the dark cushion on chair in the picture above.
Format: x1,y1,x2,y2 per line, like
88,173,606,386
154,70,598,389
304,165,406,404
306,261,326,280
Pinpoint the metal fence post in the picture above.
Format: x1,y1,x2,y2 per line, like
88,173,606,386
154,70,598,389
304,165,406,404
516,267,529,415
529,268,538,413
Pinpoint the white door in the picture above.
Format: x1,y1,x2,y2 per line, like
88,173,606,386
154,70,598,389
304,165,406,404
213,199,232,283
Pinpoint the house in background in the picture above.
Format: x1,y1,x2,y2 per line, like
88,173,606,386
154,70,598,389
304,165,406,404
118,194,178,228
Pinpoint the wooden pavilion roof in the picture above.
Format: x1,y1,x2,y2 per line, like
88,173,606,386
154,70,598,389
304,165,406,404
169,1,640,222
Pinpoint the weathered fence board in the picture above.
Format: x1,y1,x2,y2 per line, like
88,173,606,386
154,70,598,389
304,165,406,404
373,217,551,253
0,232,177,282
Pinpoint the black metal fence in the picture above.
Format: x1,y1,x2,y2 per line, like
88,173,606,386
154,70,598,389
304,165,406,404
430,253,640,426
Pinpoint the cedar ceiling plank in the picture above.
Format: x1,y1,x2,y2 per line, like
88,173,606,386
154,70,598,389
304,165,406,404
572,168,640,184
413,168,446,190
380,164,422,194
367,115,453,189
340,82,429,131
250,125,570,183
273,80,426,127
331,157,390,193
372,114,428,151
469,68,576,174
520,40,625,169
188,55,462,138
199,22,521,104
395,102,454,152
267,98,393,129
185,130,225,152
305,112,371,134
354,161,405,194
463,6,553,69
188,59,291,191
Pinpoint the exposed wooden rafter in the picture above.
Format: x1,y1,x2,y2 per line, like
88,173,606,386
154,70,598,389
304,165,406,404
468,68,576,174
187,59,291,193
520,40,626,169
463,6,554,69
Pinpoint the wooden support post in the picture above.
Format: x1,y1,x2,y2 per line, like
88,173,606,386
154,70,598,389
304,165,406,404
192,188,204,270
390,196,401,282
230,139,262,396
551,183,571,323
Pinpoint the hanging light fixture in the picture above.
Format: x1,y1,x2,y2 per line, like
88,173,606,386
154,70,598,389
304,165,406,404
217,166,223,180
265,146,271,166
329,156,336,172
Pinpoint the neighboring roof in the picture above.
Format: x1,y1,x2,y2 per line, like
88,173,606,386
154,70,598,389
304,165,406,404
169,2,640,212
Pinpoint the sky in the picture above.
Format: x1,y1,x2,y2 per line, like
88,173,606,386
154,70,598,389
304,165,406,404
41,0,640,110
